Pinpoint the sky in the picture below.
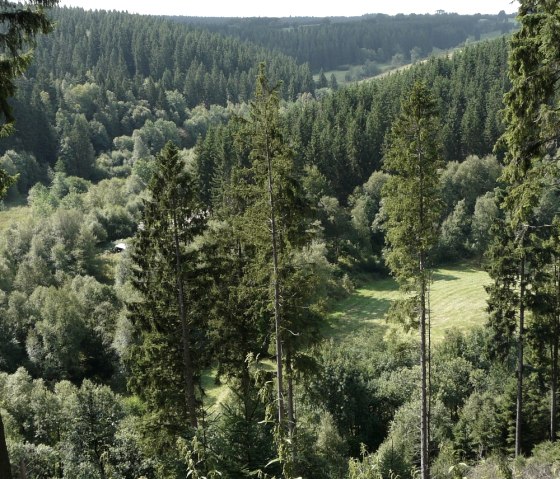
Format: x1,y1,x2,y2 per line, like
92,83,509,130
58,0,520,18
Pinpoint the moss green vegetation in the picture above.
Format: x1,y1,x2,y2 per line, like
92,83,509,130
0,204,29,233
326,263,490,344
201,368,232,410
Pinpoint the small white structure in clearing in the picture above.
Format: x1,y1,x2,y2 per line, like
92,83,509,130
113,242,127,253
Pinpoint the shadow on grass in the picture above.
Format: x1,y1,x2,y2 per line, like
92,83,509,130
431,272,459,282
438,261,485,273
358,278,399,292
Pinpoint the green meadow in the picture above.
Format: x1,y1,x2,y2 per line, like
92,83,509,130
326,263,490,344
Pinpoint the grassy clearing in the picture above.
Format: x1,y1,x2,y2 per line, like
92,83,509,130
201,368,231,410
204,263,490,408
325,263,491,345
0,203,30,233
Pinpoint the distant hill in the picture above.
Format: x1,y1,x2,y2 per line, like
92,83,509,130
1,7,316,167
31,7,315,104
171,12,516,71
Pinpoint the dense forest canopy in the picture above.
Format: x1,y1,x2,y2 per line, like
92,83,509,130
1,2,560,478
33,7,315,100
172,12,515,71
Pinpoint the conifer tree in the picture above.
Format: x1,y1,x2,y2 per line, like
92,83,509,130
527,222,560,442
127,142,207,439
0,0,58,133
382,81,443,479
498,0,560,224
241,64,289,433
494,0,560,455
234,63,316,476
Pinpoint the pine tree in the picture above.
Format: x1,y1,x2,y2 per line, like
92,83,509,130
0,0,58,133
127,142,208,440
240,64,289,435
485,220,528,455
382,81,443,479
527,222,560,442
498,0,560,225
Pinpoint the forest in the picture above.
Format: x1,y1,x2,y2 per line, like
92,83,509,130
0,1,559,479
173,12,515,71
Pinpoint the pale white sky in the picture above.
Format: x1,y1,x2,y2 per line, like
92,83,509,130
58,1,520,18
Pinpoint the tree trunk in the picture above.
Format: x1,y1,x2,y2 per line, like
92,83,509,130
516,255,525,457
265,107,285,430
552,339,558,441
286,348,295,437
552,260,560,442
427,279,432,450
95,453,106,479
419,261,430,479
0,413,12,479
173,209,198,429
417,133,429,479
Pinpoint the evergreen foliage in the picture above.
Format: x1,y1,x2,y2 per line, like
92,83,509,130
6,3,560,478
382,81,444,479
498,0,560,225
174,13,515,71
127,142,208,453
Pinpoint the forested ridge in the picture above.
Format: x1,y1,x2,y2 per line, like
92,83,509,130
172,13,515,71
0,7,315,167
34,8,316,103
1,3,560,479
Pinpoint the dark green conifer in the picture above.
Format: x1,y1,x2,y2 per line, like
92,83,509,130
127,142,208,441
382,81,443,479
0,2,59,477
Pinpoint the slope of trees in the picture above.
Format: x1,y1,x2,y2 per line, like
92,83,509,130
5,3,560,478
197,37,510,203
33,8,315,105
0,6,317,187
173,13,515,71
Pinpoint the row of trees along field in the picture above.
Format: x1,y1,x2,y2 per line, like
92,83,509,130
2,2,560,478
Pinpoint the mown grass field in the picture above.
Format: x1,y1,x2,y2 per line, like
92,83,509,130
325,263,490,344
205,263,490,408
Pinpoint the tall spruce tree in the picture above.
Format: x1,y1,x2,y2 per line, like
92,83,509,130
127,142,208,443
499,0,560,224
527,222,560,442
495,0,560,455
0,0,59,136
382,81,443,479
234,63,315,476
485,221,531,455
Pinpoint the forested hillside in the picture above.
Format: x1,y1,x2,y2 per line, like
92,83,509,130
0,7,314,168
35,8,315,102
2,3,560,479
173,13,515,71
